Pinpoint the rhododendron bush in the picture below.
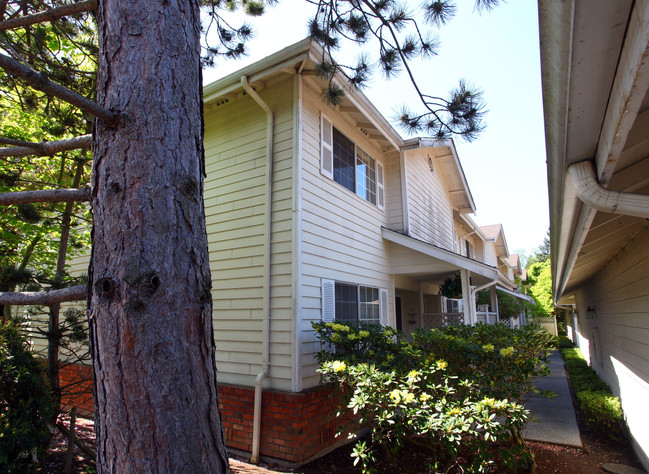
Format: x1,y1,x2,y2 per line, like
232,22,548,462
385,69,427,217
313,322,556,473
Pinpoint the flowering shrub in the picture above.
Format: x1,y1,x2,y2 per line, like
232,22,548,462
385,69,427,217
313,321,557,472
0,320,55,472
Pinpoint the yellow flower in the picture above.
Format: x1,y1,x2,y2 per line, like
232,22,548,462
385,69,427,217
482,344,495,352
420,393,431,402
404,392,415,404
436,360,448,370
389,389,402,404
358,330,370,338
347,333,358,341
500,346,515,357
331,333,342,343
331,361,347,372
407,370,420,383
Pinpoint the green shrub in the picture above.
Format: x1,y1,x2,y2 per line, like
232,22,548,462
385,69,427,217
0,320,55,472
576,390,623,440
560,347,624,442
558,336,573,348
314,322,557,473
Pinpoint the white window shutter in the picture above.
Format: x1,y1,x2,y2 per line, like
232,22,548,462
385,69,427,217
379,288,389,325
321,279,335,322
376,161,385,210
320,114,334,179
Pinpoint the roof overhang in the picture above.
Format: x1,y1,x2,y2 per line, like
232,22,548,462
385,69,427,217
382,227,498,286
539,0,649,301
203,39,480,211
480,224,509,257
202,38,404,153
457,213,488,240
402,138,476,214
496,286,534,304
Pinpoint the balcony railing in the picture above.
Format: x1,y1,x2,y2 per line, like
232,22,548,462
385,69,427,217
420,312,528,330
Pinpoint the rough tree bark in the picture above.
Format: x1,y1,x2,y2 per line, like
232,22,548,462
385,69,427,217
89,0,229,471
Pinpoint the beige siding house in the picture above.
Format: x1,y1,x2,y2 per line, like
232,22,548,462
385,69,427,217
539,0,649,469
201,38,535,463
25,38,532,465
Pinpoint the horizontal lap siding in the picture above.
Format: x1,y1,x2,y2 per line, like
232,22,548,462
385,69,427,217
573,224,649,469
22,252,90,358
299,85,394,389
204,78,294,390
483,242,498,267
405,149,454,250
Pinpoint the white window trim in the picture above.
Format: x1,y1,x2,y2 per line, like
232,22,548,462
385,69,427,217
320,113,334,180
321,278,387,326
320,114,385,210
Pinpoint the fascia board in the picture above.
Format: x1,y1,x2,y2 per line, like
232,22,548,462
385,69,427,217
203,38,313,103
538,0,575,302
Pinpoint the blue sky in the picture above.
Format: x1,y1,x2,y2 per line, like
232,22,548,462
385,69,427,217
203,0,548,256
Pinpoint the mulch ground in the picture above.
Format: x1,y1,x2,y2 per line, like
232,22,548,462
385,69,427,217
43,411,645,474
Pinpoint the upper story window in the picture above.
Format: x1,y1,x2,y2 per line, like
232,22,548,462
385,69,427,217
465,240,474,259
321,114,384,210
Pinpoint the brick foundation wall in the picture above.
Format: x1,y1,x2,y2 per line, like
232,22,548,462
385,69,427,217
219,383,348,464
59,365,348,465
59,363,94,415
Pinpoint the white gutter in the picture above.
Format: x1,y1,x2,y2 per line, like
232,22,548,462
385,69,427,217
241,75,273,465
568,160,649,219
471,279,498,299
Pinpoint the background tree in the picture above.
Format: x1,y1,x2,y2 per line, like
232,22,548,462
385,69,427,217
534,229,551,264
0,11,94,419
526,260,553,317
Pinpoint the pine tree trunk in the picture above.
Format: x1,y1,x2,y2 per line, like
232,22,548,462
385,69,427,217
89,0,229,471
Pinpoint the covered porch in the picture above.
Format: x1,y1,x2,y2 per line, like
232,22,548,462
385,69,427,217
383,228,501,333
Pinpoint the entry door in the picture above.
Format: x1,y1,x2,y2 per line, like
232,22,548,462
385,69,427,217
395,296,403,332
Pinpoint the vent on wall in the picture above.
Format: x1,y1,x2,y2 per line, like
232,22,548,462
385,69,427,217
427,154,434,172
359,127,369,136
215,98,230,107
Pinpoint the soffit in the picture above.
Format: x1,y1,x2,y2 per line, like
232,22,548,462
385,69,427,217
541,0,649,299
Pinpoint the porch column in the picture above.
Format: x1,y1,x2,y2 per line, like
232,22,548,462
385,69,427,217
490,286,499,319
460,269,475,325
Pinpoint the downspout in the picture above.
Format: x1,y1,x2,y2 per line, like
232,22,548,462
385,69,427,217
568,161,649,219
241,75,273,465
471,279,498,322
472,279,498,296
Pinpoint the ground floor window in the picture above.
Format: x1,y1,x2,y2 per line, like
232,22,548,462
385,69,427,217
322,280,386,325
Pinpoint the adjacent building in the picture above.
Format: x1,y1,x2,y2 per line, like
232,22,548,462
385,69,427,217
539,1,649,469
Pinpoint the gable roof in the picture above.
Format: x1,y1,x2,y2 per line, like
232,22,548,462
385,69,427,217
479,224,509,257
203,38,476,214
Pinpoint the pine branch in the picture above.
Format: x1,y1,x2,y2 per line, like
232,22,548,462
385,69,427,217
0,0,97,32
0,137,42,147
0,187,90,205
0,134,92,157
0,284,86,306
0,53,116,125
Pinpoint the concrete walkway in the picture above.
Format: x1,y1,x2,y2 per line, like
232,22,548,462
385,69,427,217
522,350,582,447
